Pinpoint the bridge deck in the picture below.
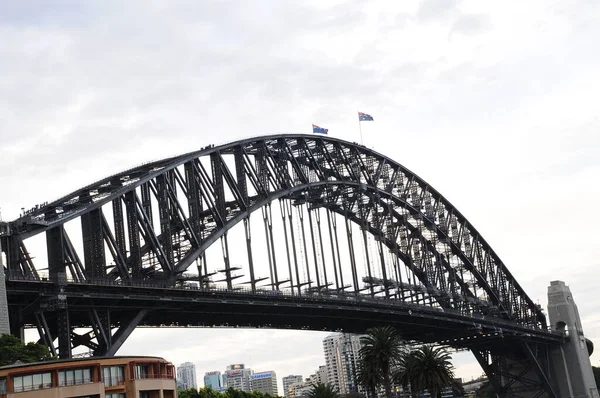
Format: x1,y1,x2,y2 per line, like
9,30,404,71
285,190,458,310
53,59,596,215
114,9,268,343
7,280,563,352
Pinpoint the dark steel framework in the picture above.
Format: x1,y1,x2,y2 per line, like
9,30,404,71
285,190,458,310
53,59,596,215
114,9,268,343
1,134,562,397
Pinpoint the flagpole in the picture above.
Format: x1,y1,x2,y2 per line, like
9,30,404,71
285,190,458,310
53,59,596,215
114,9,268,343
358,113,363,145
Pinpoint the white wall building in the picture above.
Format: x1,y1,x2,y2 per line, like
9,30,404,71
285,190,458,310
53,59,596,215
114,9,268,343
282,375,303,398
289,381,313,398
323,333,362,395
177,362,198,390
223,364,253,392
305,365,327,386
251,371,278,395
323,334,340,390
317,366,327,385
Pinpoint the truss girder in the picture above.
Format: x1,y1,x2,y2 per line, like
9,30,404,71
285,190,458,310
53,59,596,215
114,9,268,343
472,343,557,398
29,305,147,358
81,209,105,280
5,134,545,329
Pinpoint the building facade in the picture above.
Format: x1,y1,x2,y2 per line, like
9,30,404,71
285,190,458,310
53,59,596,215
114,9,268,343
204,370,222,390
289,381,313,398
282,375,303,398
250,371,278,396
323,333,362,395
223,364,253,392
177,362,197,391
305,366,327,386
317,366,327,385
323,334,340,391
0,356,177,398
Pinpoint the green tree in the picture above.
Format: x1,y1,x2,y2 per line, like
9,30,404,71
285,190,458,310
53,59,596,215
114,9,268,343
473,380,495,398
356,359,381,398
179,388,201,398
394,350,419,398
0,334,52,366
359,326,404,398
401,345,456,398
307,382,339,398
593,366,600,389
205,387,227,398
223,387,244,398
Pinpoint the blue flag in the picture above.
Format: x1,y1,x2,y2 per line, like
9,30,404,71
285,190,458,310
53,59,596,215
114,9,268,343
312,124,328,134
358,112,374,121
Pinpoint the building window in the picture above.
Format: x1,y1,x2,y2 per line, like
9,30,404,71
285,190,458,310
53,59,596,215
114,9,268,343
103,366,125,387
12,372,52,392
58,367,92,386
140,391,151,398
0,378,6,395
106,394,127,398
136,365,150,379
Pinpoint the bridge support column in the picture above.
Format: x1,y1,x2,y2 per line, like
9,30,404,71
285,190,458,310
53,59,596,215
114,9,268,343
0,234,10,335
57,309,72,359
547,281,598,397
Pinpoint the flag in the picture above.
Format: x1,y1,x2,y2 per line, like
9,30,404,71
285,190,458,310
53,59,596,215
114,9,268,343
358,112,374,121
312,124,328,134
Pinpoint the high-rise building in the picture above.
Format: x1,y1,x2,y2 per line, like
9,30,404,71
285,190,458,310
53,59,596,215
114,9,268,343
223,364,253,391
204,370,222,389
317,366,327,385
282,375,303,398
177,362,198,390
251,371,278,396
306,365,327,386
323,333,362,395
323,335,340,391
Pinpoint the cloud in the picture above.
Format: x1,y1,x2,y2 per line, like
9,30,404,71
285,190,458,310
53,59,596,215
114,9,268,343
450,14,491,36
416,0,459,22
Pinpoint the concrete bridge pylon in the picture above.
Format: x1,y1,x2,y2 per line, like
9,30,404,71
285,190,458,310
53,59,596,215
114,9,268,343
548,280,598,397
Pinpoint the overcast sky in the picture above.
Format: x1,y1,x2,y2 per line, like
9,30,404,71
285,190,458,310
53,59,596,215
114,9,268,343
1,0,600,389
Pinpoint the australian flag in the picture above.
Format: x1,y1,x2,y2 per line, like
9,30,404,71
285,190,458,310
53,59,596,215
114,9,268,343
358,112,374,121
312,124,328,134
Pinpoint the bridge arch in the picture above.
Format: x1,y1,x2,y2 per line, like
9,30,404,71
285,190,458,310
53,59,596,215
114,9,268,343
5,135,544,328
2,134,566,397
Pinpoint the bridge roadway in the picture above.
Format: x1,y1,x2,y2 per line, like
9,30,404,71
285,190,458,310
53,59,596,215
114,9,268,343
7,278,563,352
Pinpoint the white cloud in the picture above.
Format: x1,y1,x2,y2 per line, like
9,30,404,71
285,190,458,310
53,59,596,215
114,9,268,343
2,0,600,386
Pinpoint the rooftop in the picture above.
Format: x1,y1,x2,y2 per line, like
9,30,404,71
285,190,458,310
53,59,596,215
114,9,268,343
0,355,168,371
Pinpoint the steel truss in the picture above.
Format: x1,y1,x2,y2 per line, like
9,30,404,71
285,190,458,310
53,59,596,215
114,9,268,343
1,134,558,395
473,341,557,397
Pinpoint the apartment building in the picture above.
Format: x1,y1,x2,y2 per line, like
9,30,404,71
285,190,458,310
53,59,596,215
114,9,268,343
0,356,177,398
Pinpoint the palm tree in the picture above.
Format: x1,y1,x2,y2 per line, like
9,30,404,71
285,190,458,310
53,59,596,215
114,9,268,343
359,326,404,398
307,382,339,398
356,359,381,398
400,345,456,398
394,350,418,398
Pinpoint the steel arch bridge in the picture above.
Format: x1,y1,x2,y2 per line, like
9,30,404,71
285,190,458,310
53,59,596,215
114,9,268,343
1,134,563,397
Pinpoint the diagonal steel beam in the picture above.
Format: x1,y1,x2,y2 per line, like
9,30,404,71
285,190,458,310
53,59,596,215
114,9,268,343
104,309,149,356
100,213,131,281
472,349,505,397
523,342,558,398
133,193,171,274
